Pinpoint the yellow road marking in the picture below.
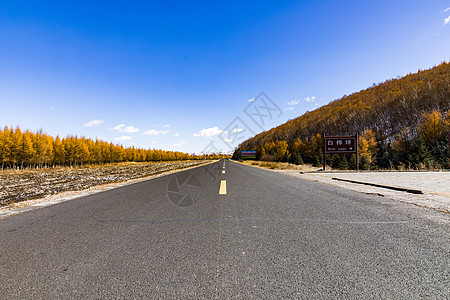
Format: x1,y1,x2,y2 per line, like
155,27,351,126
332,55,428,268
215,195,224,299
219,180,227,195
222,170,225,174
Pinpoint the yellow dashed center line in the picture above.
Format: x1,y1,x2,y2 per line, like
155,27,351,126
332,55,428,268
216,165,226,298
215,195,224,299
219,180,227,195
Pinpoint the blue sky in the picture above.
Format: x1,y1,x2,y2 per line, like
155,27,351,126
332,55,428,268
1,1,450,153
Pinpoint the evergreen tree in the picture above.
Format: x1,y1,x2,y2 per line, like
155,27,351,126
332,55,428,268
408,137,433,169
289,152,303,165
359,155,371,170
331,154,348,170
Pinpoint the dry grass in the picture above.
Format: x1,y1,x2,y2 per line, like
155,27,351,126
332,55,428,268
242,160,319,171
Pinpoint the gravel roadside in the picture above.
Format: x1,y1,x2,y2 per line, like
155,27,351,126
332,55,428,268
237,161,449,215
275,170,450,215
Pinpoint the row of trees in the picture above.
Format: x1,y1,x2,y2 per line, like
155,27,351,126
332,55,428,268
0,127,223,170
234,62,450,170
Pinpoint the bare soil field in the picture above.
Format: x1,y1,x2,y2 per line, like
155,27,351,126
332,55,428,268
0,160,209,207
241,160,319,171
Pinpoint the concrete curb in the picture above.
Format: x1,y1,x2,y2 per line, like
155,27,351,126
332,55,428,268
331,177,424,194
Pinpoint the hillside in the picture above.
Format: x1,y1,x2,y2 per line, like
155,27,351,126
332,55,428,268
234,62,450,169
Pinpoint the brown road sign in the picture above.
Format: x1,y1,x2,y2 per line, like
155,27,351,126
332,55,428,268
324,136,357,154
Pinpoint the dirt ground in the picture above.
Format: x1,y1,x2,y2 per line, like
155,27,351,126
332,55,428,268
241,160,319,171
0,160,209,207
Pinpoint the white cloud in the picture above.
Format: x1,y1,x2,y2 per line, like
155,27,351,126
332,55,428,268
112,124,140,133
113,124,125,131
286,99,299,106
114,136,132,141
286,107,294,111
162,124,171,129
442,7,450,13
122,126,139,133
84,119,104,127
248,98,255,102
193,126,225,137
173,141,187,147
445,15,450,25
173,132,180,137
231,128,244,133
143,129,171,136
304,96,316,102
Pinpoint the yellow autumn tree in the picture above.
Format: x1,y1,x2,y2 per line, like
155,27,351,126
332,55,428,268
53,136,65,166
292,138,303,153
358,129,378,164
418,110,447,145
273,140,289,162
0,127,11,170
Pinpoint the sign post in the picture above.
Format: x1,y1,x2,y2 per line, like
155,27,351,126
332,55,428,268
323,133,326,171
356,132,359,171
323,134,359,171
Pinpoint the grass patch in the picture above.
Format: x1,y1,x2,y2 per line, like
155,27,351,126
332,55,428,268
244,161,319,171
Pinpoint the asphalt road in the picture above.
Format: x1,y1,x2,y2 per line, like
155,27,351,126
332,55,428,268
1,159,448,299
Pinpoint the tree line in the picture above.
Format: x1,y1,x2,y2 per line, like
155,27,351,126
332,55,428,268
0,127,224,170
233,62,450,170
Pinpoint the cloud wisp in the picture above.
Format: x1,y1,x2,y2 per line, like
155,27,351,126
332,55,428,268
231,128,244,133
113,124,140,133
193,126,225,137
143,129,171,136
304,96,316,102
442,7,450,25
286,99,300,106
84,119,104,127
114,136,132,141
173,141,187,147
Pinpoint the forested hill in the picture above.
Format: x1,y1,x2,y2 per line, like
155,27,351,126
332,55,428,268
234,62,450,169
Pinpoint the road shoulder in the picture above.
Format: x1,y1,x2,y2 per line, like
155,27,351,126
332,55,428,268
234,161,449,215
276,170,450,214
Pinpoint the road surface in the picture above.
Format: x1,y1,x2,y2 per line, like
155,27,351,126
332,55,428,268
1,159,448,298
